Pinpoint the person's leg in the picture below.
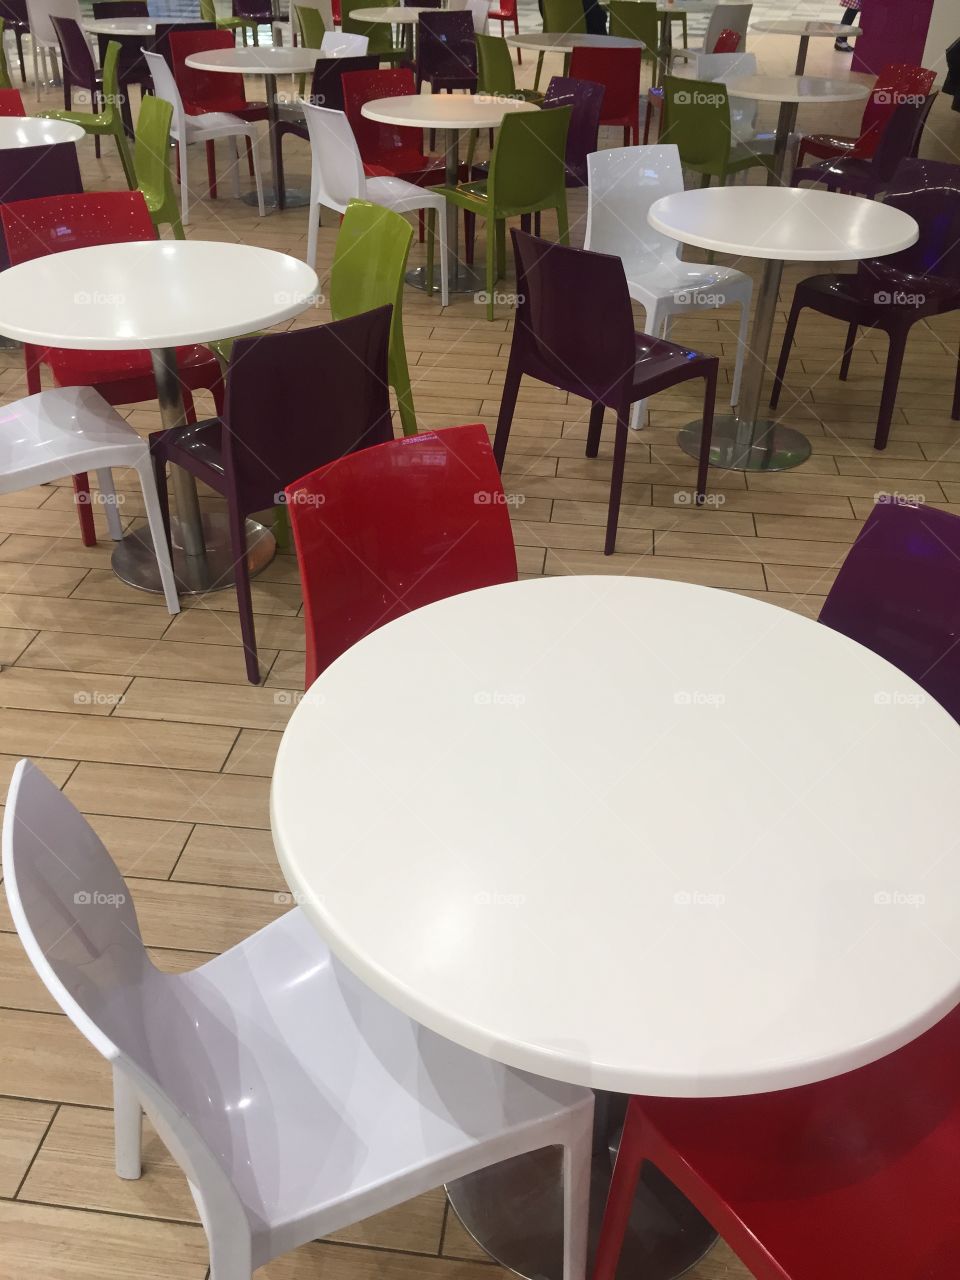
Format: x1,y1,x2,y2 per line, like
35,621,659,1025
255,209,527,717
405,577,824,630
835,5,858,51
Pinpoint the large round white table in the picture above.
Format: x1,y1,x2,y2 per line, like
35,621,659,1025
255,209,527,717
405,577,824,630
273,574,960,1280
185,45,329,210
0,116,84,148
751,18,862,74
81,16,207,36
360,93,539,296
648,185,917,472
0,241,318,594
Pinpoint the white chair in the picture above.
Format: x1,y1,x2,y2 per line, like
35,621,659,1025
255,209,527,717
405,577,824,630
466,0,488,35
0,388,179,612
25,0,79,100
319,28,368,55
672,2,751,62
3,759,593,1280
273,0,334,47
143,48,265,225
302,102,449,304
585,144,752,428
693,51,774,152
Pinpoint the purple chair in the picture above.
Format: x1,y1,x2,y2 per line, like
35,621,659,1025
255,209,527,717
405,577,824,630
51,17,109,148
791,94,937,198
0,0,29,82
819,501,960,723
91,0,152,103
149,307,395,685
543,74,604,187
91,0,147,13
233,0,273,42
0,142,82,270
416,10,476,93
494,230,718,554
771,158,960,451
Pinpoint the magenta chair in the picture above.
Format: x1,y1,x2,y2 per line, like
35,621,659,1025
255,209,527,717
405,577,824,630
771,159,960,450
150,308,395,685
285,424,519,687
791,95,937,198
494,230,718,554
818,501,960,723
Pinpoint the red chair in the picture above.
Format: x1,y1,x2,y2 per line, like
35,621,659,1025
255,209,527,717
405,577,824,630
568,45,642,145
712,27,741,51
0,88,25,115
488,0,520,60
285,424,519,687
0,191,223,546
594,1001,960,1280
342,67,445,186
796,63,937,167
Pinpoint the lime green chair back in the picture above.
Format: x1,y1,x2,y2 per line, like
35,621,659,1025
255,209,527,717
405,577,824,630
542,0,585,34
41,42,136,188
295,4,326,45
660,75,738,173
489,106,571,216
0,20,12,90
330,200,417,437
135,95,184,240
199,0,216,21
476,32,517,95
608,1,659,73
342,0,397,55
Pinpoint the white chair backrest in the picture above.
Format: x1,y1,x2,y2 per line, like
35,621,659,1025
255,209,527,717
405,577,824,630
694,49,757,81
446,0,469,10
320,29,369,55
467,0,488,33
585,144,684,267
703,2,752,53
143,48,187,133
294,0,334,32
26,0,80,46
302,103,366,212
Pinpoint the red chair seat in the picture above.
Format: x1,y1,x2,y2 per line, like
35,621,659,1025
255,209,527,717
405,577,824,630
797,132,858,163
45,342,220,387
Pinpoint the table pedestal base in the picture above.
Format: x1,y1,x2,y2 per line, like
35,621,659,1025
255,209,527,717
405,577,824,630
678,413,812,472
111,512,275,595
405,264,483,296
242,186,311,210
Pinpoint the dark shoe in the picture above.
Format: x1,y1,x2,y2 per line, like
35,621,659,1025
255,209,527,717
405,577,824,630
834,37,853,51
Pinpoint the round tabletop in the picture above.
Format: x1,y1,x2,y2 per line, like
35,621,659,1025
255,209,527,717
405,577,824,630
82,16,206,35
649,186,918,262
507,31,643,51
361,92,539,130
721,72,870,104
751,19,862,38
0,117,85,148
185,45,325,74
351,5,428,20
0,241,319,350
656,1,713,11
273,575,960,1098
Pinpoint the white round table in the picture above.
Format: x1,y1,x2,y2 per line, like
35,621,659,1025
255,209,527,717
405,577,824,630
185,46,328,210
752,19,862,74
360,93,539,296
506,31,643,52
350,6,432,58
81,16,206,36
648,186,917,472
0,116,84,148
273,574,960,1280
0,241,318,594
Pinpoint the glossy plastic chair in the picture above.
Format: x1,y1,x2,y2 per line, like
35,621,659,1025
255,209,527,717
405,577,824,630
712,27,741,52
0,129,81,267
151,308,394,683
475,32,539,100
39,39,136,187
488,0,519,59
691,52,773,153
273,0,332,47
542,75,602,188
286,424,519,683
447,107,571,321
535,0,584,90
144,48,266,223
342,66,444,185
134,93,183,240
198,0,257,45
302,104,448,305
151,19,216,70
595,998,960,1280
329,200,419,437
342,0,405,63
24,0,75,101
660,74,776,186
771,159,960,451
52,15,105,131
608,1,658,87
0,84,23,112
494,230,718,552
585,145,751,424
796,63,937,167
3,759,592,1280
0,389,179,610
91,0,151,115
0,16,13,87
416,10,476,92
672,1,751,64
792,94,936,197
232,0,271,45
0,0,29,83
568,45,642,144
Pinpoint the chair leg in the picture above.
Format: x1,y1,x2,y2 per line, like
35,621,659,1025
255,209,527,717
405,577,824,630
206,140,218,198
730,290,750,405
585,401,604,458
534,50,544,91
839,321,857,381
604,408,631,554
247,129,266,217
230,135,241,198
227,501,261,683
151,451,172,555
112,1065,142,1181
953,339,960,421
72,474,97,547
485,216,495,320
492,362,522,469
514,14,521,62
179,133,191,226
245,137,254,177
15,29,25,83
769,298,803,410
464,210,475,265
114,127,137,190
874,327,909,451
425,207,436,297
556,197,569,245
136,457,181,614
696,364,718,505
495,218,506,281
31,40,38,101
560,1115,592,1280
95,468,124,542
436,204,449,307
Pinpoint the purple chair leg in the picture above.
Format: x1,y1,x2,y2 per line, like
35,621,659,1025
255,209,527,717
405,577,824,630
874,326,909,451
770,299,803,410
585,401,604,458
696,364,717,505
227,500,260,684
839,322,857,380
604,407,630,555
953,340,960,420
492,363,522,469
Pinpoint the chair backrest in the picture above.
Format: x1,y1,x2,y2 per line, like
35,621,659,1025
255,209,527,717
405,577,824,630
320,30,369,55
417,10,476,83
712,26,740,52
295,2,326,45
608,0,657,57
466,0,487,33
302,103,365,211
855,63,937,158
0,189,155,266
51,14,96,91
693,49,756,80
543,0,584,35
25,0,79,46
510,227,637,406
169,28,247,110
568,45,642,121
543,75,603,187
198,0,216,20
870,93,938,182
489,106,570,213
818,502,960,722
133,93,175,220
151,20,216,69
701,3,751,55
0,0,29,26
585,143,683,267
341,0,396,51
660,74,733,168
0,87,24,115
490,0,516,16
285,424,519,684
294,0,334,29
862,161,960,283
476,32,516,94
233,0,271,19
307,51,377,109
143,47,186,132
341,66,423,165
0,140,82,270
91,0,146,14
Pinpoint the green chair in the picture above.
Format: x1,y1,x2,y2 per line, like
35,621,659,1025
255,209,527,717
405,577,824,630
341,0,406,64
199,0,260,46
330,200,418,437
39,42,135,188
134,96,184,240
608,1,660,86
443,106,571,321
660,75,777,187
295,6,326,92
535,0,585,89
0,20,12,91
476,33,542,101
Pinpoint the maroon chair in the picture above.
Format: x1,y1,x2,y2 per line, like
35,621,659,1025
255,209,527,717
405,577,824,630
415,10,477,93
568,45,642,145
341,66,445,185
285,424,519,687
233,0,273,42
494,230,718,554
150,308,395,685
791,94,937,197
51,17,108,148
543,75,604,187
771,159,960,451
0,0,29,83
818,501,960,723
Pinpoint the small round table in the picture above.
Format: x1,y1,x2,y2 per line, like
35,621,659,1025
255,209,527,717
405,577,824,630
360,93,539,296
0,116,84,147
751,19,862,74
648,186,917,472
81,16,206,36
0,241,318,595
351,6,432,58
185,45,327,210
273,574,960,1280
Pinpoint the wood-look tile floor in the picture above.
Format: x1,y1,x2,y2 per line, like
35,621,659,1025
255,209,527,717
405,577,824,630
1,26,958,1280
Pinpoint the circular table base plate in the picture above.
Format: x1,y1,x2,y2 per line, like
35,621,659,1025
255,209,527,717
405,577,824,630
406,264,483,296
242,186,311,210
111,512,276,596
446,1146,717,1280
679,414,813,472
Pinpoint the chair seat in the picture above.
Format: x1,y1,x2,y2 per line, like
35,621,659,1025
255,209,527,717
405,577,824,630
184,99,268,122
631,331,714,393
799,132,858,162
38,107,111,134
362,151,445,185
180,110,260,141
154,417,224,474
623,259,750,307
0,386,147,491
794,271,960,323
367,173,445,213
45,342,221,390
